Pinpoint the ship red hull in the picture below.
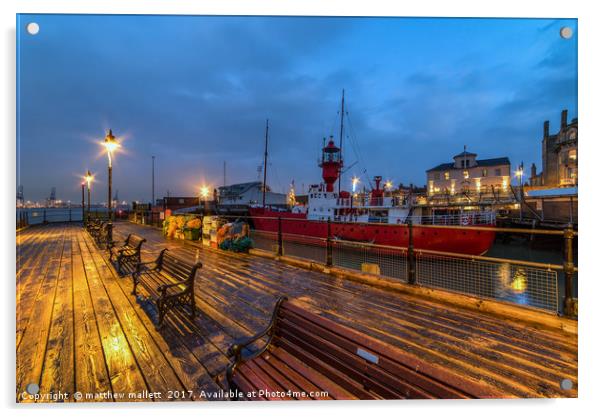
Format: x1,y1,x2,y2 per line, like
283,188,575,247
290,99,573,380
248,207,496,256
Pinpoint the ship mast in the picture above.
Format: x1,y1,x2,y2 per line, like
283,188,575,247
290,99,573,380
338,89,345,194
262,119,269,208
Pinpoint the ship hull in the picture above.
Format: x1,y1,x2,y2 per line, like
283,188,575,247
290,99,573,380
248,207,496,255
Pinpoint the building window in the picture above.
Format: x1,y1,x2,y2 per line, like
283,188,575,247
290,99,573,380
434,173,440,180
444,172,450,180
463,170,469,179
482,169,488,177
569,149,577,161
461,160,466,168
495,168,501,176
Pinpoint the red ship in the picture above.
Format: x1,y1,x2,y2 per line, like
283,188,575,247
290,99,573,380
249,137,496,256
249,93,496,256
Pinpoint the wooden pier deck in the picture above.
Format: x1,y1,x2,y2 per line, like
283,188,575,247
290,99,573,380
16,222,578,402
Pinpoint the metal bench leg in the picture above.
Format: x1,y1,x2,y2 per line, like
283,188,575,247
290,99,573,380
189,293,196,319
132,274,139,295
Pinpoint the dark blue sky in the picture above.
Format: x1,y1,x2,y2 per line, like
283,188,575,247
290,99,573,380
17,14,577,203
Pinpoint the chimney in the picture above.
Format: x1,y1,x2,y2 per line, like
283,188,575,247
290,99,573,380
531,163,537,179
543,120,549,138
561,109,568,129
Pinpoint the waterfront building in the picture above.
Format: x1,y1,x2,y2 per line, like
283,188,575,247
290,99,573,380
217,181,287,207
426,148,511,197
529,109,578,188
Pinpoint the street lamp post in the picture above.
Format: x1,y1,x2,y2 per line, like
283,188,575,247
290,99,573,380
103,129,119,245
85,170,93,222
81,182,85,226
200,186,209,215
515,162,524,222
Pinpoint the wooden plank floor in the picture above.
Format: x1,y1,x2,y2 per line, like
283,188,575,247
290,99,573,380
16,222,578,402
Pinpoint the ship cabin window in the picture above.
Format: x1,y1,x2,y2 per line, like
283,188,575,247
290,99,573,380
444,172,450,180
482,169,488,177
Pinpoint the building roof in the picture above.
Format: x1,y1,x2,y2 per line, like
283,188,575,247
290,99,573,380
426,157,510,172
525,187,577,197
218,181,262,195
453,151,477,159
476,157,511,167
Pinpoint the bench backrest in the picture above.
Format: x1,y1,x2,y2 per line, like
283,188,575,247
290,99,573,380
156,249,202,283
272,300,500,399
124,234,146,250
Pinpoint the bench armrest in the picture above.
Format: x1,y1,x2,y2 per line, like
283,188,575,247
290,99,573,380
225,297,287,387
226,297,287,360
134,260,158,274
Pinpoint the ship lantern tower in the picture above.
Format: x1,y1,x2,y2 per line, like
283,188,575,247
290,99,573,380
320,136,342,193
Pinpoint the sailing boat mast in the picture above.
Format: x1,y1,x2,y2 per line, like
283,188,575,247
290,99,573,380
338,89,345,194
262,119,269,208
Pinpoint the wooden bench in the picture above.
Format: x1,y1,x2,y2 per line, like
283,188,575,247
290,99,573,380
226,297,501,400
109,233,146,274
132,249,202,326
92,222,112,248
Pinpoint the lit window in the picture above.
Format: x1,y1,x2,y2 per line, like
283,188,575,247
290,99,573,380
482,169,488,177
569,149,577,161
434,173,440,180
444,172,450,180
463,170,469,179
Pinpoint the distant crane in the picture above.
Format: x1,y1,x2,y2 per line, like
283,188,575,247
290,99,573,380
16,185,24,206
47,187,56,207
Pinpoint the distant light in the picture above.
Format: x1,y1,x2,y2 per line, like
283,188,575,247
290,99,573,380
200,186,210,199
352,177,360,192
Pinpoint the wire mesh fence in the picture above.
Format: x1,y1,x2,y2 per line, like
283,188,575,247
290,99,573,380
249,229,279,253
415,251,559,312
332,240,408,283
282,234,327,263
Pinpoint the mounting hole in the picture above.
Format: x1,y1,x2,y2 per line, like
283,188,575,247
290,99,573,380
560,27,573,39
560,378,573,390
26,22,40,35
26,383,40,395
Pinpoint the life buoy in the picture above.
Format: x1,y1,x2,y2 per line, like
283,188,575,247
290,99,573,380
396,218,402,224
460,214,471,226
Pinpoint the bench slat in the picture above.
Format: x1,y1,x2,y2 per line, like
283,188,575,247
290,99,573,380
253,356,323,400
280,302,498,398
279,310,448,398
282,324,418,399
270,344,365,400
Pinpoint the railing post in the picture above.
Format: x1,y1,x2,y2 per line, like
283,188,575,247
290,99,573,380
69,208,72,222
43,209,47,224
407,220,416,285
277,216,283,257
563,224,577,317
326,218,333,267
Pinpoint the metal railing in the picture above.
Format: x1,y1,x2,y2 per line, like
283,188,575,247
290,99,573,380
16,208,84,228
232,215,576,317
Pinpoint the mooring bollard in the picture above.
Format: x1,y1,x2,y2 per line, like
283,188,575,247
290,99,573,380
277,216,283,257
407,220,416,284
563,224,576,317
326,218,333,267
